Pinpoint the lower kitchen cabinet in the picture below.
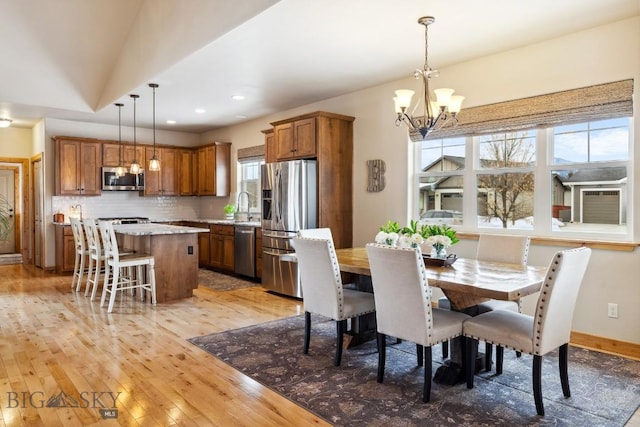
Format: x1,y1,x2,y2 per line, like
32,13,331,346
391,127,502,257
55,225,76,273
209,224,234,272
256,227,262,278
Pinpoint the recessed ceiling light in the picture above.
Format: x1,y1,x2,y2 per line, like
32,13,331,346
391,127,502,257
231,95,245,101
0,118,12,128
235,115,248,119
195,108,206,114
166,120,177,125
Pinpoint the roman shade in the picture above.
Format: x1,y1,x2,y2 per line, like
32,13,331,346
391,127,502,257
412,79,634,142
237,145,264,161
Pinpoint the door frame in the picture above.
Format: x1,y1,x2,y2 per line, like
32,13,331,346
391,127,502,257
0,157,30,263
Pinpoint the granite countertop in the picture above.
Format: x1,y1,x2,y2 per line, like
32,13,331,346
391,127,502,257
113,223,209,236
153,218,262,227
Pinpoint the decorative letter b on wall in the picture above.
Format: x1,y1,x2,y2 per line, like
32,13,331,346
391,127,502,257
367,159,386,192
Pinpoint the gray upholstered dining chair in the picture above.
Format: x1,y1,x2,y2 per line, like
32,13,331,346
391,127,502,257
366,243,470,402
293,236,376,366
463,246,591,416
440,233,531,369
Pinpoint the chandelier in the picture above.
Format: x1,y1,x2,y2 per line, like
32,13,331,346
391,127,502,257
394,16,464,139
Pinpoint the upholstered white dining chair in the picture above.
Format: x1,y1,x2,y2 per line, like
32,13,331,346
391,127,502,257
298,227,334,243
366,243,470,402
440,234,531,369
463,246,591,416
98,220,157,313
293,236,376,366
70,217,89,292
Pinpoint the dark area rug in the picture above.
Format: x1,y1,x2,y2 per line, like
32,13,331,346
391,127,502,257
188,315,640,427
197,268,259,291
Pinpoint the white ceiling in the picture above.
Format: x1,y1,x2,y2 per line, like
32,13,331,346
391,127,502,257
0,0,638,133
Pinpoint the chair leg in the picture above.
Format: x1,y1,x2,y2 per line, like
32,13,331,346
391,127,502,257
303,311,311,354
465,337,478,389
533,354,544,416
376,332,386,383
89,258,102,300
84,257,94,294
334,319,346,366
442,341,449,359
485,342,493,371
496,346,504,375
416,344,424,366
148,263,156,305
423,346,432,403
559,343,571,398
107,266,120,313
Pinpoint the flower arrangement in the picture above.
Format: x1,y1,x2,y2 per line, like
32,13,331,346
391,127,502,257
375,220,458,258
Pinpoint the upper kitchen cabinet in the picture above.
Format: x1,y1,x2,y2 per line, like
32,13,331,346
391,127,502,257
144,147,179,196
103,143,145,167
262,129,276,163
273,116,316,160
179,149,197,196
196,143,230,197
54,137,101,196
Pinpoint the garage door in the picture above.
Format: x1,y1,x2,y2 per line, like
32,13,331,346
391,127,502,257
583,190,619,224
441,193,463,212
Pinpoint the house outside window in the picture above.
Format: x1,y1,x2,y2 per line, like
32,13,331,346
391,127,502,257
415,117,631,238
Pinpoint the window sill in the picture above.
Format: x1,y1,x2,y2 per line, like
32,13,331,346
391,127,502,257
456,232,638,252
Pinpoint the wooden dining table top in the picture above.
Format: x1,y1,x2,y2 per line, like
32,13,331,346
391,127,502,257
335,247,548,310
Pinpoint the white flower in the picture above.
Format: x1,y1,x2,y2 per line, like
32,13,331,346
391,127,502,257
375,231,388,244
410,233,424,246
397,234,412,248
387,232,399,245
425,235,452,248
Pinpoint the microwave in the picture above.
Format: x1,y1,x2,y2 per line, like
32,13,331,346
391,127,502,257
101,167,145,191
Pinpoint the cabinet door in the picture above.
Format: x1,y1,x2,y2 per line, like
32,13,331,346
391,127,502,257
179,149,196,195
124,145,145,166
264,130,276,163
214,144,230,197
209,234,224,268
160,148,179,195
293,117,317,158
63,234,76,272
197,146,216,195
80,142,101,195
144,147,162,195
57,140,82,195
102,143,121,166
198,231,210,267
222,235,235,271
274,122,295,160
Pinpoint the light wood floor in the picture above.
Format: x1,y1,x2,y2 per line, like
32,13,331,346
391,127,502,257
0,264,330,426
1,264,638,427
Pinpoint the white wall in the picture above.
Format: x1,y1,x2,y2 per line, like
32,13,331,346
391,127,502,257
202,17,640,344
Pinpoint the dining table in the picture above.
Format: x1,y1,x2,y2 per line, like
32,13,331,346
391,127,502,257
334,247,548,384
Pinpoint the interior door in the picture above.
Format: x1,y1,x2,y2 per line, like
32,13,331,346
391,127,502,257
33,159,44,267
0,169,16,254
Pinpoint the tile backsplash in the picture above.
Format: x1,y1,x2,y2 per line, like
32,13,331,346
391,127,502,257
52,192,229,222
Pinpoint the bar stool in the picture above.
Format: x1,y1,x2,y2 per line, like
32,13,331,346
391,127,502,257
98,220,157,313
70,217,89,292
82,219,108,300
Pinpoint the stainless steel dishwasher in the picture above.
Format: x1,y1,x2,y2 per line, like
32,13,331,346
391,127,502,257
234,225,256,277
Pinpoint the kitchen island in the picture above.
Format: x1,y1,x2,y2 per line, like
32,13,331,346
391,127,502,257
114,223,209,303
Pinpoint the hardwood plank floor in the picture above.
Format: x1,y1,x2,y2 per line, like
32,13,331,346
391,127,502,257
1,264,638,426
0,264,329,426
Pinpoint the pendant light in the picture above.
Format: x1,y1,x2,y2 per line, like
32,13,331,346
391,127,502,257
148,83,160,171
129,94,141,174
114,103,126,177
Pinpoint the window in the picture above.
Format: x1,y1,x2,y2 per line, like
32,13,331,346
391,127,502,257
237,158,264,213
415,118,631,238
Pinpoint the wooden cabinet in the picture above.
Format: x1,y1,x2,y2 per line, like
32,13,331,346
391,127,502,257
262,129,276,163
209,224,234,272
273,117,316,160
256,227,262,278
54,137,101,196
102,143,145,167
54,225,76,273
197,143,231,196
144,147,179,196
268,111,355,250
179,149,197,195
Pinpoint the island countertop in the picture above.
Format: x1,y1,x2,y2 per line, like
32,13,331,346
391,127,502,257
113,223,210,236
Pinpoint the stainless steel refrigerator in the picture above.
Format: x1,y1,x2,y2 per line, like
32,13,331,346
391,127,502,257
261,160,317,298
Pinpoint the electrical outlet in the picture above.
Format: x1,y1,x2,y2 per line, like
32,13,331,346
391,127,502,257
187,245,194,255
607,303,618,319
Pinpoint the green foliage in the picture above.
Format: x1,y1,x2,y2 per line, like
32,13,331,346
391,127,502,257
223,204,237,214
379,220,401,233
400,219,430,238
422,224,459,245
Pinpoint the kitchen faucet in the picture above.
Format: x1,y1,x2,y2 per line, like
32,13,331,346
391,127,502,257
236,191,251,221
